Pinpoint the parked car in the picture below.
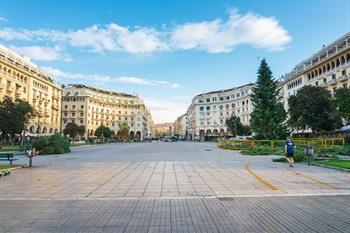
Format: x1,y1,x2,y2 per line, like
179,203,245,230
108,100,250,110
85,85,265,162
162,136,178,142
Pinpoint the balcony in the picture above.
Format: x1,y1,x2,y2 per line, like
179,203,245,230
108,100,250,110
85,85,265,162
338,74,349,81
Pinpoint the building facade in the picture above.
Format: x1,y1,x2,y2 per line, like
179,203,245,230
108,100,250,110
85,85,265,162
154,123,173,137
0,45,62,135
173,114,188,139
186,83,254,140
279,32,350,110
61,84,154,140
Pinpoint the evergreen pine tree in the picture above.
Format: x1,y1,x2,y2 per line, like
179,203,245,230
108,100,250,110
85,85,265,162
250,59,287,139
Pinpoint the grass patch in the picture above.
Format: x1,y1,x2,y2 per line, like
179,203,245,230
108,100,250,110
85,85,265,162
0,145,21,152
0,164,24,169
313,159,350,169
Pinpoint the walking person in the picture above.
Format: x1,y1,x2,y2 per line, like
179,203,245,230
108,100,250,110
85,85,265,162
285,136,296,167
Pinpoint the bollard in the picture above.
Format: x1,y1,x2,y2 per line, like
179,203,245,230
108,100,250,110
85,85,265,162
304,146,314,166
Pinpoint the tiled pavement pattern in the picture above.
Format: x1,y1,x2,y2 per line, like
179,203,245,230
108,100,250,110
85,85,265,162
1,142,350,232
1,195,350,233
1,142,350,198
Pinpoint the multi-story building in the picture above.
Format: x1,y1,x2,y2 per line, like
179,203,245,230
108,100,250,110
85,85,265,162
61,84,154,140
279,32,350,110
154,123,173,137
0,44,62,135
173,114,188,139
186,83,254,140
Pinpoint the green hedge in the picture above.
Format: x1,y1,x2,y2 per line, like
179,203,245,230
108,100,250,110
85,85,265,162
33,134,70,155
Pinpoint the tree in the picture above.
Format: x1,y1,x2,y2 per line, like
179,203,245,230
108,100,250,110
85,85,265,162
333,87,350,125
95,124,112,138
287,86,342,132
78,125,86,137
226,115,244,136
117,122,130,139
63,122,79,139
250,59,287,139
0,96,34,147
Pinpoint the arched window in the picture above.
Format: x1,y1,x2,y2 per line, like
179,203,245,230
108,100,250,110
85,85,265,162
318,68,322,75
327,63,331,71
323,66,326,73
346,54,350,63
336,59,340,67
331,61,335,69
341,56,346,65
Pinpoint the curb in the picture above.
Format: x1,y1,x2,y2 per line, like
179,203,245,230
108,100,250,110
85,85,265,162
312,164,350,172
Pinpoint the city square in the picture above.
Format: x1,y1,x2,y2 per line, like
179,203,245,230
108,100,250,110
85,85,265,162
1,142,350,232
1,1,350,232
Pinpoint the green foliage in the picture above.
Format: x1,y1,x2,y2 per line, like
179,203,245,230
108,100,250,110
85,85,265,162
288,86,342,132
313,159,350,169
63,122,80,139
226,115,245,136
241,145,274,155
32,136,49,150
250,59,287,139
117,122,130,139
33,134,70,155
95,124,112,138
78,125,86,136
0,96,34,142
333,87,350,125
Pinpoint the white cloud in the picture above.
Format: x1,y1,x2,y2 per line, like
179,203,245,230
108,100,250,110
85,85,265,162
144,97,191,123
41,66,180,88
171,10,291,53
10,45,72,61
0,10,291,54
0,17,8,22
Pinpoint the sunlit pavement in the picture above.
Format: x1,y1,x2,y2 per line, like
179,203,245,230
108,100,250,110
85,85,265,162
1,142,350,232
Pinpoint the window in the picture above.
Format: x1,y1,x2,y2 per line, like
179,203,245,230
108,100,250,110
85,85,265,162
72,113,75,117
323,78,327,84
206,98,210,102
226,96,229,100
231,103,235,108
72,105,76,109
200,106,204,111
226,104,229,109
342,70,346,76
81,105,84,109
64,105,68,109
64,113,67,117
80,113,83,117
219,97,224,101
206,106,210,111
219,105,223,109
80,120,83,124
315,81,319,86
332,74,336,80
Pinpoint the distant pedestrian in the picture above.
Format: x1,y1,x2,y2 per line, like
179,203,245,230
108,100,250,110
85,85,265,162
285,136,296,167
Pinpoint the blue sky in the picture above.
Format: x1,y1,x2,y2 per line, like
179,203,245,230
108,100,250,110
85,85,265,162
0,0,349,123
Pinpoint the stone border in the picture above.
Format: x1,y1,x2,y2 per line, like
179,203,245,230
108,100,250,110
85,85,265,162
312,163,350,172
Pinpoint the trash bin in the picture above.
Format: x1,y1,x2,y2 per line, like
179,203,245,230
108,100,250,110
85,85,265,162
304,146,314,166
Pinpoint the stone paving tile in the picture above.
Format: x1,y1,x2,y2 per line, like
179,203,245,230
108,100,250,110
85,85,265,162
1,196,350,233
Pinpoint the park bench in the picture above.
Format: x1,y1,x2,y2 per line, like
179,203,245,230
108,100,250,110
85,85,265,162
0,153,18,165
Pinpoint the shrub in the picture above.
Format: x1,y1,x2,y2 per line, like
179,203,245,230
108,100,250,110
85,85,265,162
32,136,49,150
241,145,274,155
33,134,70,155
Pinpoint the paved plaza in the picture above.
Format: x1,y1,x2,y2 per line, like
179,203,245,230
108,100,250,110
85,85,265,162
1,142,350,232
